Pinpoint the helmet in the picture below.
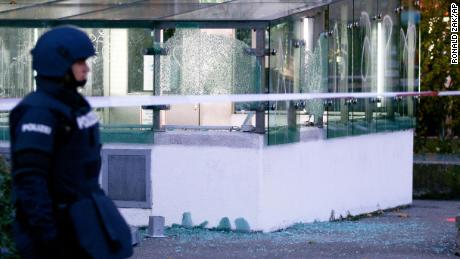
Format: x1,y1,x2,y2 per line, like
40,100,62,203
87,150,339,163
31,26,95,77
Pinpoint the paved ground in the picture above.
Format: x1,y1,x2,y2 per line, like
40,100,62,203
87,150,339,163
132,200,460,258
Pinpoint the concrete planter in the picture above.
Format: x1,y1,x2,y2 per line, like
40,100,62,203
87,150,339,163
0,129,414,232
110,129,413,232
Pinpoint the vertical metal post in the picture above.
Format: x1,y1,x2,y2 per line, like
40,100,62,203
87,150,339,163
255,28,266,134
365,99,373,123
153,29,162,130
340,99,349,122
146,216,165,238
288,100,297,131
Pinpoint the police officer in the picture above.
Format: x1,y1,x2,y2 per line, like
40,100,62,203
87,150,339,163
9,26,132,259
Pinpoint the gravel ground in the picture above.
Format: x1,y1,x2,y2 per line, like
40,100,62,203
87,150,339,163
132,200,460,259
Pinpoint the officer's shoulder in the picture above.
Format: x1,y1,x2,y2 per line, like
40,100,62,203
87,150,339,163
14,91,72,118
11,103,57,125
19,91,57,108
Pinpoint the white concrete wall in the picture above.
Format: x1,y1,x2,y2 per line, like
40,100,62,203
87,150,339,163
151,144,262,229
119,208,152,227
258,130,413,231
2,129,413,231
146,130,413,232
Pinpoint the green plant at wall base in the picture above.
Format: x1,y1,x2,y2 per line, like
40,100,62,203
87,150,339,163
413,164,460,200
414,137,460,154
0,155,18,258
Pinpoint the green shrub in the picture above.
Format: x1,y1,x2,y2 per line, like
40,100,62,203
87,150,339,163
413,164,460,199
414,137,460,154
0,155,18,258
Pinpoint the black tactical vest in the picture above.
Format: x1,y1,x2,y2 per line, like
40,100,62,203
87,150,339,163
10,80,132,259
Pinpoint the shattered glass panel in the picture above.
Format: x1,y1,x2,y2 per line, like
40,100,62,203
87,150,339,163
158,28,261,128
82,28,108,97
160,28,260,95
0,27,42,142
300,8,328,130
0,27,36,98
302,35,328,121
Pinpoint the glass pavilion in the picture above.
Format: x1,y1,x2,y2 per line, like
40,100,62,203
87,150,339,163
0,0,420,145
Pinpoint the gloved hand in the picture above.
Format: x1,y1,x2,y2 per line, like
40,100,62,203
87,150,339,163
35,230,61,258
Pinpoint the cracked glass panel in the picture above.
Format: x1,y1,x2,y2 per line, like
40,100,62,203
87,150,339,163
0,27,156,144
0,27,37,98
159,28,261,128
0,27,45,142
83,28,107,97
300,8,328,130
160,28,259,95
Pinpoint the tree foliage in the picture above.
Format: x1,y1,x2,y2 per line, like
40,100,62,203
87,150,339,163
416,0,460,141
0,155,18,258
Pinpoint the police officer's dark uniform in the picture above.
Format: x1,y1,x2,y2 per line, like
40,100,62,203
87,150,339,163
9,26,132,259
